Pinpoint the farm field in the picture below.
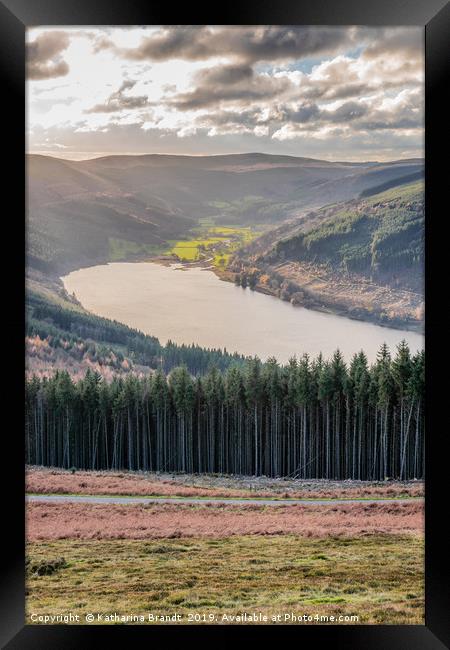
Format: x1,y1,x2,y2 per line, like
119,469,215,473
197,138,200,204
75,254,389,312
107,225,260,268
108,238,163,262
166,225,261,267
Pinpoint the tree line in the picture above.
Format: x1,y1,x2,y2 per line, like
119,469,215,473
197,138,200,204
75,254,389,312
27,290,247,375
25,342,424,480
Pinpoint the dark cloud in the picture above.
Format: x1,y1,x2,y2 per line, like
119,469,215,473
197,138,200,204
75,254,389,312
278,94,422,136
358,117,421,130
102,26,364,65
197,108,266,130
357,107,423,132
302,76,420,103
224,100,368,129
166,44,422,114
197,64,254,85
86,80,148,113
27,31,70,80
98,26,422,68
172,70,291,110
120,27,212,61
196,93,422,138
328,101,368,123
282,104,321,124
363,27,423,60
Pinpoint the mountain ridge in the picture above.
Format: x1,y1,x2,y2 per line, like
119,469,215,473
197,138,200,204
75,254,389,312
27,151,423,276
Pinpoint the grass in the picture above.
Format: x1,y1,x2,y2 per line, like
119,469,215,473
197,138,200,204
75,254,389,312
168,238,224,261
106,225,261,267
26,467,425,500
26,534,424,624
165,225,260,267
108,238,165,262
27,500,422,541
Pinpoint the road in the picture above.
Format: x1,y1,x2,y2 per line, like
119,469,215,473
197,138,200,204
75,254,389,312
26,494,422,507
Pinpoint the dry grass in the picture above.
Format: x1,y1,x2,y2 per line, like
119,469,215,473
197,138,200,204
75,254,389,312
26,466,424,500
26,468,424,625
25,534,424,624
26,500,423,542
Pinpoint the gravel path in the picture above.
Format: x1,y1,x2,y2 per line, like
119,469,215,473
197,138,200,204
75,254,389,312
26,494,423,507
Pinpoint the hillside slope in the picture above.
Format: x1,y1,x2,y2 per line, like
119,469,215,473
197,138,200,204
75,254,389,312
25,270,248,380
27,153,423,275
230,181,424,330
27,155,195,275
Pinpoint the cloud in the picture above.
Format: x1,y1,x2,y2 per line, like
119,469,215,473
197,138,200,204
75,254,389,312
97,27,423,73
289,53,422,104
271,88,423,141
86,80,148,113
28,119,424,163
101,26,365,65
27,26,424,161
363,27,423,60
280,100,369,129
171,68,292,110
192,85,423,142
27,31,70,80
198,64,254,85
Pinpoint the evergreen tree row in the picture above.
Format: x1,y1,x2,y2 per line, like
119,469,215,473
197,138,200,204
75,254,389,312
25,342,424,480
27,290,247,375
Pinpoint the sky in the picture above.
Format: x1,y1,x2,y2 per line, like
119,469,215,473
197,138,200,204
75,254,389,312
26,26,424,162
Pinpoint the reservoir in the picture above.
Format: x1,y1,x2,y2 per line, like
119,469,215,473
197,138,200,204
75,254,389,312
62,262,424,364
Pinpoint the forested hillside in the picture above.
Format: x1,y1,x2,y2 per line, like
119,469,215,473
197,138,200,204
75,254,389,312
270,181,424,288
27,153,423,275
231,181,424,329
26,342,424,480
26,285,247,379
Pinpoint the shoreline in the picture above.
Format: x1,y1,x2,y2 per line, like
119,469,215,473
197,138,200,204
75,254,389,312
55,252,424,336
163,256,424,335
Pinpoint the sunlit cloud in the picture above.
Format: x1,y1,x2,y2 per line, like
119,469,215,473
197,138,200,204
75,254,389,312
27,26,424,162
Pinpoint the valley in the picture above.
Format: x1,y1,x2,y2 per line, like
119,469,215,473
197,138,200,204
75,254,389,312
108,223,262,268
26,152,424,376
25,153,425,384
27,152,423,277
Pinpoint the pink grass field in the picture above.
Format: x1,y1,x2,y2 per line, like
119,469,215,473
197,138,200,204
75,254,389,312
26,501,423,542
26,467,424,500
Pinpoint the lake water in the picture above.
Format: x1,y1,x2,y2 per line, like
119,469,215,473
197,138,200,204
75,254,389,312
62,262,424,364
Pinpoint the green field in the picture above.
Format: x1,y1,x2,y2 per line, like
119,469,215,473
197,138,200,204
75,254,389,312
166,225,260,267
26,534,423,625
108,226,260,268
108,238,166,262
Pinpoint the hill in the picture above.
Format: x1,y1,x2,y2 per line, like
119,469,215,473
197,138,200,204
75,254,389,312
230,181,424,330
27,152,423,276
25,271,248,380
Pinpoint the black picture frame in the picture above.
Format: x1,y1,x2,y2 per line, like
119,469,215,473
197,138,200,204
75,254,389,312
1,1,449,647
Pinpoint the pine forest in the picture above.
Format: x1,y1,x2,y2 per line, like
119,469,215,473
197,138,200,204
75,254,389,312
26,342,424,481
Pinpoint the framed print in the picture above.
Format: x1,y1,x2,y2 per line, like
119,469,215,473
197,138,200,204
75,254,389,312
1,0,449,647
